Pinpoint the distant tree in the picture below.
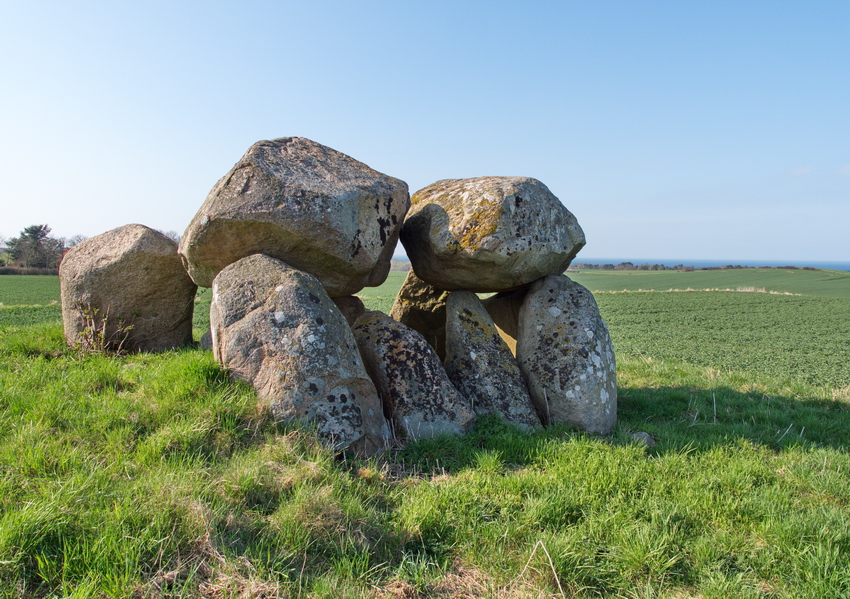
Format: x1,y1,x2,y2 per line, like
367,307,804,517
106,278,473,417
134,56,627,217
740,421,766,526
66,234,88,248
6,224,66,269
0,236,11,266
156,230,182,243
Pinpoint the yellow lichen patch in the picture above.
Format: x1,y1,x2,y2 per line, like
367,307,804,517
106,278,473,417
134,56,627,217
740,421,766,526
412,181,506,252
454,207,501,250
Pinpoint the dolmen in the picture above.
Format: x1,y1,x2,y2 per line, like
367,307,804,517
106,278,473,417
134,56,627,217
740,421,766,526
397,176,616,435
58,137,617,456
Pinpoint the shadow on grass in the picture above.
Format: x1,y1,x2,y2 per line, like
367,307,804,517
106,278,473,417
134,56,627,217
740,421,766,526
617,383,850,451
396,383,850,474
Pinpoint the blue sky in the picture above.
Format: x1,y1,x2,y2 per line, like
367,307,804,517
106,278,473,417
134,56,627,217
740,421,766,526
1,1,848,261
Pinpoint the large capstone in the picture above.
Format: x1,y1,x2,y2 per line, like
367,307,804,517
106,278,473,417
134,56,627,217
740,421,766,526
59,224,196,353
210,254,390,455
516,275,617,434
399,177,585,292
352,311,475,441
180,137,410,296
444,291,541,431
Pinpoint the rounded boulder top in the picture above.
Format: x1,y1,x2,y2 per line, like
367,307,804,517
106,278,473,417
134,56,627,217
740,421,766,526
399,176,585,292
179,137,410,296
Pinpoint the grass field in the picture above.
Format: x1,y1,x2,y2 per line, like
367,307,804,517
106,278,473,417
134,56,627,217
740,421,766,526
597,292,850,388
1,270,849,597
567,267,850,297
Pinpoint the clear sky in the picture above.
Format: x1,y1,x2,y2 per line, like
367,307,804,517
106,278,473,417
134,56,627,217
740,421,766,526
1,0,848,261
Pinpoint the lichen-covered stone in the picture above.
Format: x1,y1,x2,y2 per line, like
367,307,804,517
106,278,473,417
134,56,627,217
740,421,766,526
180,137,410,295
352,311,475,441
399,177,585,292
516,275,617,434
210,254,390,454
59,224,196,353
444,291,541,431
389,269,450,359
333,295,367,327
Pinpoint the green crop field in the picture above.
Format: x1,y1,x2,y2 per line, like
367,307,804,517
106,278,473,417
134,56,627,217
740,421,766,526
0,275,62,306
596,292,850,388
567,267,850,297
356,270,408,314
2,269,849,597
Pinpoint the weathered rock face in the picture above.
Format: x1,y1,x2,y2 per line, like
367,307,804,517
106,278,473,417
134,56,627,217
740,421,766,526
444,291,541,431
352,311,475,441
59,224,196,353
180,137,410,296
516,275,617,434
399,177,585,292
389,269,450,359
332,295,367,327
210,254,390,455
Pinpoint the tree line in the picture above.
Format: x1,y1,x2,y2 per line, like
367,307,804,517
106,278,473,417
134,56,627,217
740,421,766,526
571,262,696,272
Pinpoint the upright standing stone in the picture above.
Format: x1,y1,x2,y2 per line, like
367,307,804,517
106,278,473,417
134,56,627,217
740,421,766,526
444,291,541,431
516,275,617,434
332,295,367,327
389,269,450,359
179,137,410,296
352,311,475,441
210,254,390,455
59,224,196,353
400,177,585,292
